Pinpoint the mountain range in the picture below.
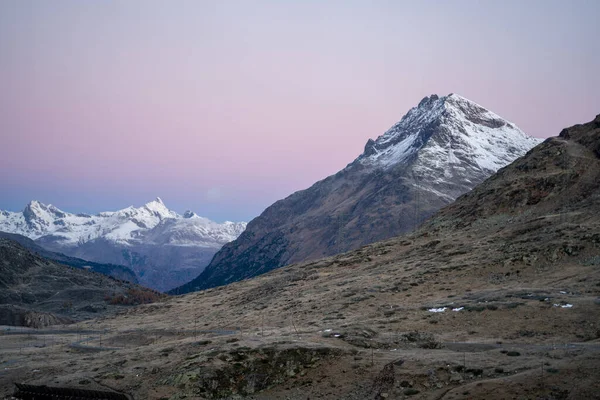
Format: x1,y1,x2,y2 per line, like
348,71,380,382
0,198,246,291
173,93,542,293
6,114,598,399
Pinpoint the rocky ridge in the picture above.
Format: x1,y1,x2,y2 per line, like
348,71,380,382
173,93,541,293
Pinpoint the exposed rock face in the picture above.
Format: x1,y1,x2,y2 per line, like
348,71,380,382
0,198,246,291
173,94,541,294
0,305,72,328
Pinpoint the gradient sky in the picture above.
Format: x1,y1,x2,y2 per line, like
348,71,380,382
1,1,599,222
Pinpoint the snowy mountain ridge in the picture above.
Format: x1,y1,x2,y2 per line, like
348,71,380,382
173,93,543,294
354,93,541,172
352,93,542,201
0,197,246,249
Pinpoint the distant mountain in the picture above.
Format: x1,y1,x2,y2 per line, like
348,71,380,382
0,198,246,291
173,93,542,294
0,231,137,283
0,238,163,328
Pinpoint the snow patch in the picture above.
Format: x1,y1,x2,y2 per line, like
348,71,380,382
428,307,447,313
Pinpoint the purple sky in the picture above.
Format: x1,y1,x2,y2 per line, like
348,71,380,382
1,1,599,222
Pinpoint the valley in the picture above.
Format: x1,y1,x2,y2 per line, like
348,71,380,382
2,2,599,399
1,115,599,399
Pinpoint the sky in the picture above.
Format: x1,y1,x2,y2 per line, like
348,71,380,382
1,1,599,222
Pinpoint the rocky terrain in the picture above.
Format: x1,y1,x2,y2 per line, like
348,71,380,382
0,198,246,291
0,238,162,328
174,94,541,294
0,232,137,283
2,116,598,399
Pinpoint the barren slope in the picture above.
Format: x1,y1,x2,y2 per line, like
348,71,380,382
1,115,599,399
175,94,540,294
0,239,162,328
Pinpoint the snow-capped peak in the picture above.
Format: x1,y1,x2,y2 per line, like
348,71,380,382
21,201,68,232
354,93,541,172
146,196,165,207
183,210,198,219
0,199,247,247
142,197,177,220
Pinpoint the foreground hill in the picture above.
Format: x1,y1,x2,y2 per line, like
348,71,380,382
0,198,246,291
0,238,162,328
175,94,540,294
0,231,137,283
2,116,597,399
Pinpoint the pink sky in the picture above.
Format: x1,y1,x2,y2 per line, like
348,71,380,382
1,1,599,221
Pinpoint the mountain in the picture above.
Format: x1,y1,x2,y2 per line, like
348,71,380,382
0,231,138,283
0,198,246,291
0,238,163,328
173,93,541,294
10,115,599,400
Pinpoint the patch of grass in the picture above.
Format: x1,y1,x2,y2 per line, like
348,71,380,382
505,302,524,309
506,351,521,357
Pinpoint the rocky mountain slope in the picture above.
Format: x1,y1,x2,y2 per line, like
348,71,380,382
174,94,541,293
0,238,162,328
0,231,137,283
4,115,598,400
0,198,246,291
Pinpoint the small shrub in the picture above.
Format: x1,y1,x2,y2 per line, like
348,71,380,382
466,368,483,376
107,288,163,306
506,351,521,357
404,388,420,396
505,302,523,309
